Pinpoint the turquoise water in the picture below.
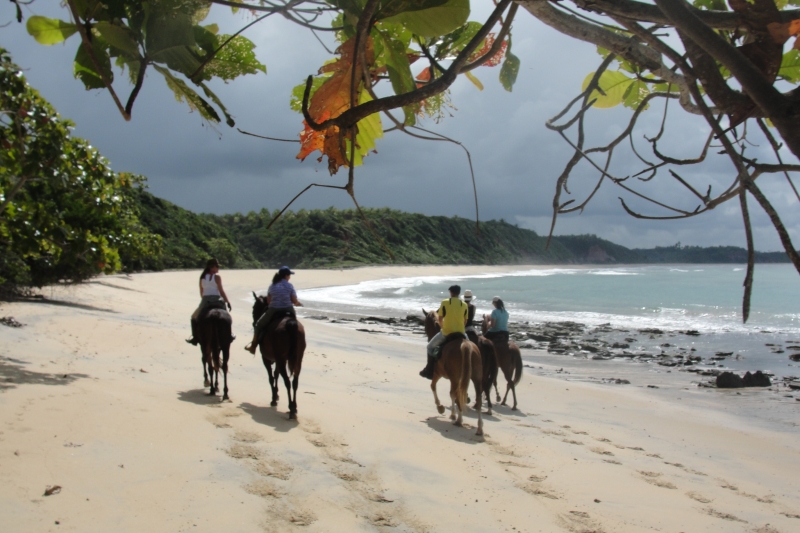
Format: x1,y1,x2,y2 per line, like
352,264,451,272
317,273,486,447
301,265,800,332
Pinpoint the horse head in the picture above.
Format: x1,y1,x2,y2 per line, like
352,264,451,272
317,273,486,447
480,314,490,335
251,291,269,327
422,308,440,341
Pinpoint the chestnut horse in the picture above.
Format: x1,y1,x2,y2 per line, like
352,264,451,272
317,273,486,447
423,310,483,435
252,293,307,419
481,315,523,410
198,308,233,401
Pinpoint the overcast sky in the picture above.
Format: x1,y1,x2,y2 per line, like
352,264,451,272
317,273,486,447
2,1,799,251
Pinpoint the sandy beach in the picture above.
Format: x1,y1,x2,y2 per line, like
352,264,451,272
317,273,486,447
1,266,799,533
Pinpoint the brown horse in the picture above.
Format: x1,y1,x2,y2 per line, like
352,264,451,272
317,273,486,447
423,310,483,435
252,293,307,419
424,309,497,415
481,315,523,410
198,308,233,401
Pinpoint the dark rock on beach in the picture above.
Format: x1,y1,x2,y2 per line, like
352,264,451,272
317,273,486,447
789,353,800,362
742,371,772,387
716,372,745,388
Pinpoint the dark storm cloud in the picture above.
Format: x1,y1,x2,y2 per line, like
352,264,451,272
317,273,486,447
2,2,797,251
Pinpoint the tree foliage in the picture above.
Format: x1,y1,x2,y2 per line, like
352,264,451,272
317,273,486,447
13,0,800,320
0,48,160,292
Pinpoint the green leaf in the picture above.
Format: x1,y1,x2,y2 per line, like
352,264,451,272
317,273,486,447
622,78,650,109
291,76,329,112
436,21,482,59
464,70,483,91
344,91,383,167
26,16,77,45
145,11,200,75
691,0,728,9
779,49,800,83
200,35,266,82
377,30,417,124
74,39,113,90
198,82,235,127
582,70,634,108
94,22,140,57
499,49,520,92
383,0,470,38
154,65,221,124
376,0,449,20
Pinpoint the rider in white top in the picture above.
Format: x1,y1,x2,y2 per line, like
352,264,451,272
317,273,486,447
186,258,233,345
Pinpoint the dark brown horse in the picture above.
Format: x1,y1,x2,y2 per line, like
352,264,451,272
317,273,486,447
423,310,484,435
198,308,233,401
424,309,498,415
481,315,523,410
252,293,306,419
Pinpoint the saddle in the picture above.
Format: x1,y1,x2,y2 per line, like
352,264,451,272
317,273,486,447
198,303,228,321
259,309,296,341
436,332,466,357
484,330,509,344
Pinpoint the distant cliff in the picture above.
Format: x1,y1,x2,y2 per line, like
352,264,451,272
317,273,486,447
128,190,790,270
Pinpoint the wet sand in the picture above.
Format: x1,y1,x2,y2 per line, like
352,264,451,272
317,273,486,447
1,267,798,532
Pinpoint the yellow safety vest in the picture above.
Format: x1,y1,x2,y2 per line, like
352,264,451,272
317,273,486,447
437,297,468,336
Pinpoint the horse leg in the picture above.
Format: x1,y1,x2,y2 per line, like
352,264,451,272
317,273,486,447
202,351,210,388
263,357,278,407
502,381,512,406
431,375,445,415
290,372,300,418
449,380,461,425
494,377,501,402
278,365,295,419
221,347,230,402
510,382,518,411
474,383,483,436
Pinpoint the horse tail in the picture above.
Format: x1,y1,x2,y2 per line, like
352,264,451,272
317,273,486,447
459,340,471,408
286,317,299,377
209,316,221,371
512,345,523,387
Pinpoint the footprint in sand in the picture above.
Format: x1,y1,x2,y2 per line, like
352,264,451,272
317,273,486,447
590,447,614,456
638,470,676,488
541,428,566,436
226,443,262,460
686,491,712,504
254,457,293,480
704,507,747,523
558,510,603,533
517,482,559,499
562,439,584,445
244,478,282,499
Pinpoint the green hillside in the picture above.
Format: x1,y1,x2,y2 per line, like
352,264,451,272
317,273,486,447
128,189,791,270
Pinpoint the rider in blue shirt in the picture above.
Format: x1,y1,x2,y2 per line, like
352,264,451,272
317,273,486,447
484,296,509,343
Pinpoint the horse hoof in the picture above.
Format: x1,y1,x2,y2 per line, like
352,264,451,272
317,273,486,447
288,412,297,420
476,428,484,436
222,396,230,402
204,379,210,387
487,410,493,416
511,406,518,411
453,420,463,427
270,401,278,407
496,396,501,402
467,397,471,403
501,401,507,406
437,405,445,415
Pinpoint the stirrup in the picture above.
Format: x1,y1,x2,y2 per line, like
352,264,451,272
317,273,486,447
185,337,198,346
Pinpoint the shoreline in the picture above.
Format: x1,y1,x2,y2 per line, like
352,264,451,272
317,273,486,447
1,267,799,532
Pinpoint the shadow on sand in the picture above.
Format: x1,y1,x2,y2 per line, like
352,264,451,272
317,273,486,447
176,388,225,406
15,296,118,314
0,357,88,391
238,402,298,433
425,413,486,444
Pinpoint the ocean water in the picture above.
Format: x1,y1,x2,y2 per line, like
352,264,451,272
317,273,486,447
298,264,800,378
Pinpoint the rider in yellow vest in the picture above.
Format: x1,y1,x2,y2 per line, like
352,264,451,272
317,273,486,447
420,285,468,379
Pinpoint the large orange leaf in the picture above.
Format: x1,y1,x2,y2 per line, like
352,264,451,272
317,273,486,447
466,34,507,67
296,36,374,174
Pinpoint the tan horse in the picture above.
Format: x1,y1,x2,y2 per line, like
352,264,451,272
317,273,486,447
481,315,523,410
423,310,483,435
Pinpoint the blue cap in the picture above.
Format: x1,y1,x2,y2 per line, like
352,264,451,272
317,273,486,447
279,266,295,276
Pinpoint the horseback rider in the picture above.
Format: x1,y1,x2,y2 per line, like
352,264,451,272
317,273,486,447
419,284,468,380
186,258,233,345
484,296,509,344
245,266,303,354
463,289,479,344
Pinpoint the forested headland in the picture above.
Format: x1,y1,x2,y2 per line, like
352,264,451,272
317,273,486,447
131,189,791,271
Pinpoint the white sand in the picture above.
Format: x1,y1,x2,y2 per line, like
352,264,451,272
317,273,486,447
1,267,798,533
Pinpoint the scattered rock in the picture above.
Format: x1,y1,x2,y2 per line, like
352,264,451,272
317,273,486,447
742,371,771,387
0,316,24,328
44,485,62,496
684,330,701,336
716,372,744,389
789,354,800,362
